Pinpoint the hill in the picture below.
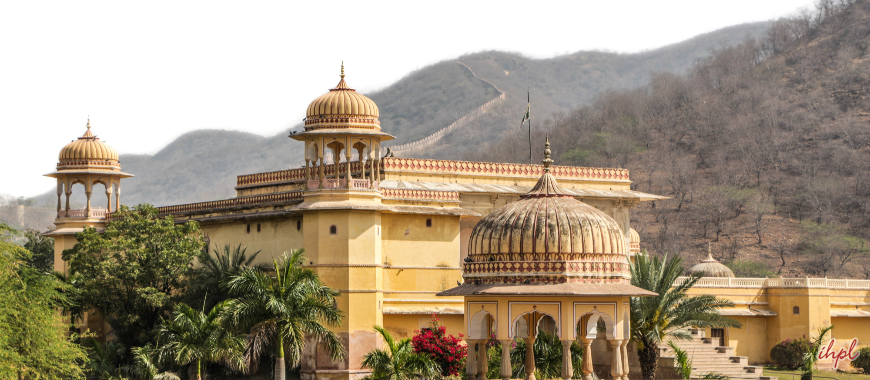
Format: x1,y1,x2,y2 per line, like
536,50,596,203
29,22,767,211
475,0,870,278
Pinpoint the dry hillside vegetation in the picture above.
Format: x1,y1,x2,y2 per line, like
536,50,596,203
473,0,870,278
25,23,765,209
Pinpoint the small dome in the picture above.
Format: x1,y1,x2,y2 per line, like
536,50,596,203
629,228,641,255
689,246,735,278
465,139,628,285
304,63,379,131
57,121,120,170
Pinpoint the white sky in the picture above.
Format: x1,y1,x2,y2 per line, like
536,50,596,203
1,0,815,197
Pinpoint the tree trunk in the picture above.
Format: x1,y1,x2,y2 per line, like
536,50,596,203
637,343,659,380
276,335,286,380
197,359,202,380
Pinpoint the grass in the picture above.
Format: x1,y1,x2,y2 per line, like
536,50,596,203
763,367,870,380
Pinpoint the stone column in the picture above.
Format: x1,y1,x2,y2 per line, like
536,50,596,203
561,340,573,380
524,337,536,380
85,191,92,216
65,188,71,216
477,340,489,380
345,147,352,189
56,180,63,216
114,183,120,211
609,340,623,380
105,186,112,212
305,159,311,180
499,340,512,380
374,159,380,182
580,338,594,380
466,340,479,380
318,157,325,189
620,339,630,380
335,153,341,180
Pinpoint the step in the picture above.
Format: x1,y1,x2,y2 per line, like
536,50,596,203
745,366,763,374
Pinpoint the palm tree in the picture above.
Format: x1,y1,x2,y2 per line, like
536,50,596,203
156,301,246,380
186,244,263,310
361,326,439,380
630,252,742,380
801,324,834,380
119,344,180,380
224,249,345,380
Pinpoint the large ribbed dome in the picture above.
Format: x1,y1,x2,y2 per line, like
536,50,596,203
57,121,120,170
690,245,735,278
464,140,629,285
304,63,379,131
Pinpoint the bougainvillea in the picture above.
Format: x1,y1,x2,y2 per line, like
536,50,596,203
770,337,812,370
411,314,467,376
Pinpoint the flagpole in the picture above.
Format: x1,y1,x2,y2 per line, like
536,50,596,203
528,90,532,165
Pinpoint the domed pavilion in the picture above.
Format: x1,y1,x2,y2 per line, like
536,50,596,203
439,140,656,380
289,63,394,190
690,244,735,278
44,119,133,272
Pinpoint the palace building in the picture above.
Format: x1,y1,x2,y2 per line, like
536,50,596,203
46,66,870,378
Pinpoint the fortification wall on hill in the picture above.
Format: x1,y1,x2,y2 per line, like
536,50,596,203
390,62,505,155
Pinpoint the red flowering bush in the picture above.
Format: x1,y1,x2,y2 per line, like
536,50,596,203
411,314,467,376
770,337,812,370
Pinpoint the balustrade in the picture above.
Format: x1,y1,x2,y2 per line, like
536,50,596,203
57,208,107,219
675,276,870,289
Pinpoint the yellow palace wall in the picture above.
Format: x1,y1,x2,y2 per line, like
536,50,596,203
685,279,870,366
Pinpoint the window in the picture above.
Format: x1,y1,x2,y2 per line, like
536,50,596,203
257,223,261,232
426,218,432,227
297,220,302,231
793,306,800,315
246,224,250,234
330,225,337,235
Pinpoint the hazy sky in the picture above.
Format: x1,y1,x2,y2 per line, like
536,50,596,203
1,0,815,197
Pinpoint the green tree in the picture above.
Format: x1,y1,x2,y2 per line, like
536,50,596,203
62,204,204,348
157,301,246,380
0,222,89,379
361,326,439,380
185,244,264,311
225,249,345,380
630,252,741,380
23,228,54,272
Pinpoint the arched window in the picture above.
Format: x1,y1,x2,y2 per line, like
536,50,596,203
297,220,302,231
426,218,432,227
330,225,337,235
257,223,261,232
793,306,800,315
246,224,250,234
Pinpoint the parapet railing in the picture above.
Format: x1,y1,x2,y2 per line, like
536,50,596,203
674,276,870,289
236,157,631,188
381,188,461,202
107,191,304,220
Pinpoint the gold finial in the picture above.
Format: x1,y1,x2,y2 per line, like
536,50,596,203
87,116,91,129
542,136,553,171
706,242,715,261
340,61,345,79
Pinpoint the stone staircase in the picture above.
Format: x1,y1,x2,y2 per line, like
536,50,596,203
659,329,772,379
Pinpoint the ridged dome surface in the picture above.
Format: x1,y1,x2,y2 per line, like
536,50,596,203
304,65,379,131
57,123,120,170
464,141,629,285
689,250,735,278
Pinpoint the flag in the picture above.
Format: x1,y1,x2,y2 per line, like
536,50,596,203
520,101,530,127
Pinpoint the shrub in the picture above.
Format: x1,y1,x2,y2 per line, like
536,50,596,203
852,347,870,373
770,338,812,370
726,259,777,278
411,314,467,376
